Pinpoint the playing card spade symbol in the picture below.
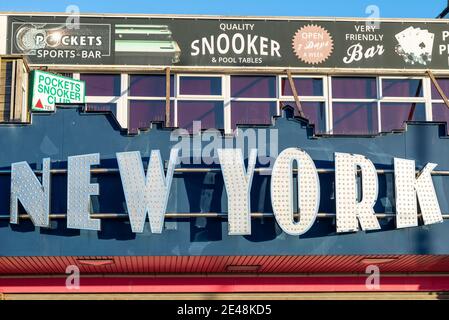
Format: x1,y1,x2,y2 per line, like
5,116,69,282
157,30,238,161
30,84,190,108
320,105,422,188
394,26,434,65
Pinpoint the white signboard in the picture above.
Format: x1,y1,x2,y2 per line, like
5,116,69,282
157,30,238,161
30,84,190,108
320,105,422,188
30,70,85,111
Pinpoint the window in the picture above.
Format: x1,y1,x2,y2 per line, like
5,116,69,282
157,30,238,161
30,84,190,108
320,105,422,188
4,62,12,111
329,77,427,135
280,101,326,132
231,101,277,128
281,77,323,97
58,72,73,78
127,74,175,133
380,77,426,132
382,78,423,98
333,102,378,135
129,74,174,97
177,101,224,132
81,74,121,96
230,76,277,129
79,73,126,128
177,75,224,132
332,77,377,99
232,75,276,98
381,102,426,132
431,78,449,133
1,59,29,123
75,72,447,136
279,76,327,133
179,76,222,96
128,100,174,134
85,103,117,115
330,77,378,135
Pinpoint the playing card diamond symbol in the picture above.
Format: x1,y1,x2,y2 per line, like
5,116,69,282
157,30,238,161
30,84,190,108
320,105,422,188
394,26,435,65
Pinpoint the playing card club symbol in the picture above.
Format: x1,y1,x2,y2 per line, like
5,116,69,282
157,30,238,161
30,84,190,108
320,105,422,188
394,26,435,65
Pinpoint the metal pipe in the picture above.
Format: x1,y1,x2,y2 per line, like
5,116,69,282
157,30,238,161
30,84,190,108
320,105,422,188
0,212,445,220
0,167,448,175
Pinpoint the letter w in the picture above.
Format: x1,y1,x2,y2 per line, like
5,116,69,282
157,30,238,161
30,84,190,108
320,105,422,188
116,149,179,233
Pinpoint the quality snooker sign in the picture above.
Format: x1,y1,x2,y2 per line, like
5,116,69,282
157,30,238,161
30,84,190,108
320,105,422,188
30,70,85,111
8,148,445,236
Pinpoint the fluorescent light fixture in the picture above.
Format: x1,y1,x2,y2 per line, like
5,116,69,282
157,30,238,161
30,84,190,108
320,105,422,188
358,257,399,265
226,265,261,272
76,259,115,266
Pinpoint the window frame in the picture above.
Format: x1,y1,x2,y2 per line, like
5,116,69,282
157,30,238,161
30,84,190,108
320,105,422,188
429,77,449,123
128,73,175,99
127,73,177,131
176,74,226,132
328,75,379,135
74,73,127,128
72,71,446,136
379,76,431,131
279,75,327,101
228,74,279,131
177,74,225,99
328,75,431,135
278,75,328,133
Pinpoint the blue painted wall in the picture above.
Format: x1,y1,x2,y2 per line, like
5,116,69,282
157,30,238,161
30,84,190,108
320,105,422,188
0,106,449,256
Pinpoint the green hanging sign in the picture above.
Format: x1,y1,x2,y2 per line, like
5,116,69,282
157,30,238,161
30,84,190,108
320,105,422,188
30,70,85,111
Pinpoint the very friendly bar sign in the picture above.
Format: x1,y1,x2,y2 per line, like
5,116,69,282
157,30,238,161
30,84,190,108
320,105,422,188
30,70,85,111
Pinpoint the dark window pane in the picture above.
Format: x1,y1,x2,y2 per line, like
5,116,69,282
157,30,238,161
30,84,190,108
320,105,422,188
280,101,326,133
231,76,276,98
81,74,121,96
179,76,222,96
177,101,224,132
433,103,449,134
129,74,174,97
57,73,73,78
381,103,425,132
231,101,277,129
85,103,117,116
128,100,174,134
431,78,449,100
382,79,423,97
332,102,378,135
332,77,377,99
4,62,12,109
281,78,323,96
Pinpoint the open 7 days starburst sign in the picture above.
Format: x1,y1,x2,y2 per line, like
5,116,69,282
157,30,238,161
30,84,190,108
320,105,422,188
30,70,85,111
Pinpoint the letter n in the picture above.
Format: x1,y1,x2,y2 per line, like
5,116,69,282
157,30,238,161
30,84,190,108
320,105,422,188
10,159,51,227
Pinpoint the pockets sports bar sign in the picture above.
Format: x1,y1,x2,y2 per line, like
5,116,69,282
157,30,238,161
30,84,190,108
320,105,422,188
7,14,449,69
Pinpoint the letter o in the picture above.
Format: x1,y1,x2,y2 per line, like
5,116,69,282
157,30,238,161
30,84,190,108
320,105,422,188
270,148,320,235
232,33,245,54
217,34,230,54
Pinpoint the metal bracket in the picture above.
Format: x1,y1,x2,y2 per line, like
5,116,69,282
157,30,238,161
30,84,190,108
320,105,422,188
165,67,171,127
285,69,305,118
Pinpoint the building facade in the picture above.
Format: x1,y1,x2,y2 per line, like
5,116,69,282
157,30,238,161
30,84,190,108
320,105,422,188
1,12,449,298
